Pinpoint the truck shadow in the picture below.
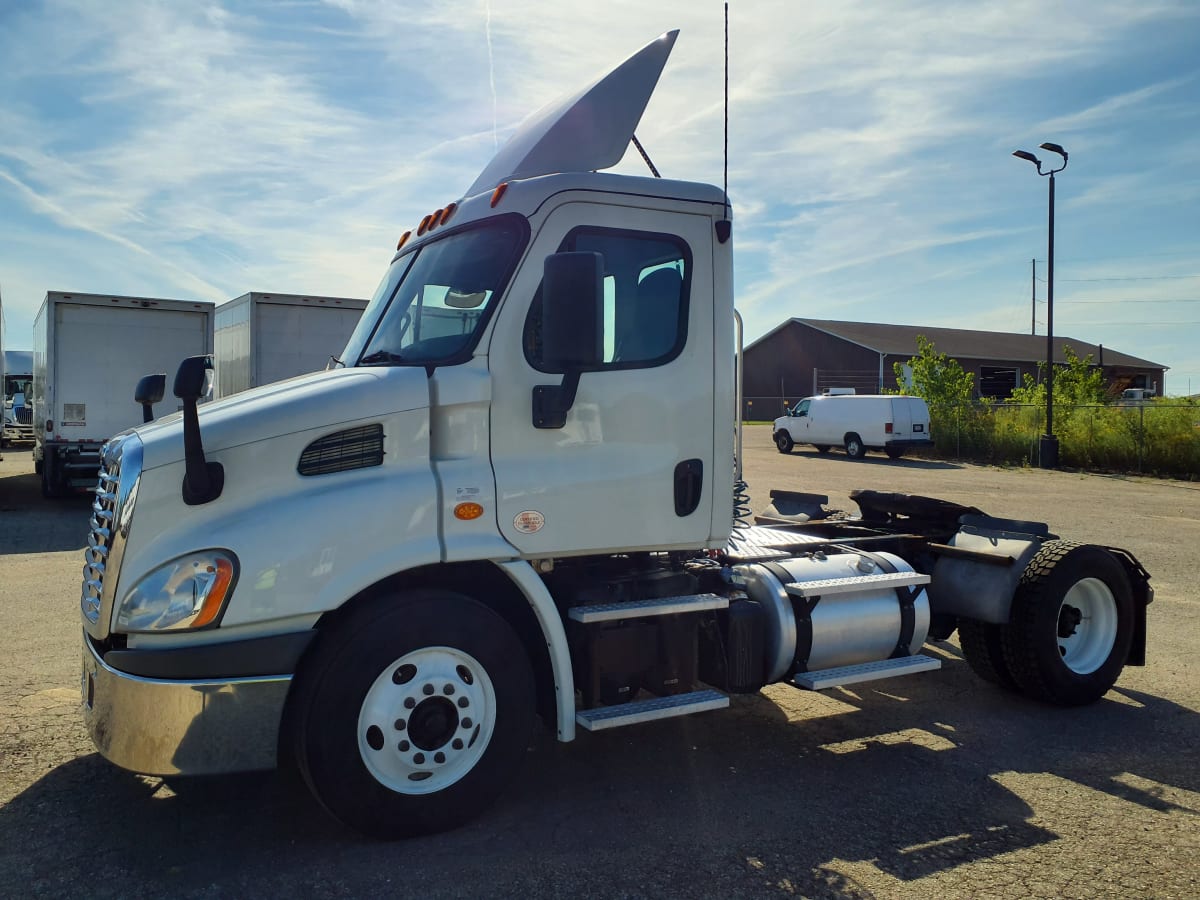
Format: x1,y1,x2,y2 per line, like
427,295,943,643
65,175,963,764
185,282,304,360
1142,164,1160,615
2,656,1196,896
0,465,92,554
794,450,963,471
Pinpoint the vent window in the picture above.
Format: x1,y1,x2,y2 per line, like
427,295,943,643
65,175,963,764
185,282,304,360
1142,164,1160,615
298,425,384,476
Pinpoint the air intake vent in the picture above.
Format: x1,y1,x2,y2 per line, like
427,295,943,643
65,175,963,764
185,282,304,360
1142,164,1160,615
298,424,384,476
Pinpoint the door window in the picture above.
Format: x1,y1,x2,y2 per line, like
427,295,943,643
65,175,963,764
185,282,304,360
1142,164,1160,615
525,227,691,372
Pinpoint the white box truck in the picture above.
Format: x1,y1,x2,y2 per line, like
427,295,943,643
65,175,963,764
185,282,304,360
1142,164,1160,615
213,292,367,398
78,31,1152,840
33,292,213,496
773,393,932,459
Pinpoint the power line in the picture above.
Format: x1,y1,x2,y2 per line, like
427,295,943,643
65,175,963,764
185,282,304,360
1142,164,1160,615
1059,275,1200,282
1033,297,1200,304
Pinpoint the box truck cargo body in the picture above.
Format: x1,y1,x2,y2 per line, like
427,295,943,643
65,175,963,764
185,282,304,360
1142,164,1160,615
33,292,213,496
214,293,367,398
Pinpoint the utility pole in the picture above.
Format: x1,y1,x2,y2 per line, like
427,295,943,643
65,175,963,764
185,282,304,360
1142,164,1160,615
1031,258,1036,335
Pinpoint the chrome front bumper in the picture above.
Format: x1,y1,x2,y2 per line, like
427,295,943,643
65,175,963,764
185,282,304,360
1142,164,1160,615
82,634,291,776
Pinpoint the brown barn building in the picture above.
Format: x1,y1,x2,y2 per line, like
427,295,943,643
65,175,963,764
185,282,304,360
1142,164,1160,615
743,318,1167,416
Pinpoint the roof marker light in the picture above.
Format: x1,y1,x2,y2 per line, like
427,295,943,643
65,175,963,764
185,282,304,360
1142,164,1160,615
441,202,458,224
396,230,412,250
429,207,445,229
417,214,432,236
490,183,508,208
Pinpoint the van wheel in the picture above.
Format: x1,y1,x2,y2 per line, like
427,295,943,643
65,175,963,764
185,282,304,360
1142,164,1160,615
1000,542,1134,706
814,445,831,454
291,589,535,838
775,432,794,454
844,433,866,459
885,446,905,460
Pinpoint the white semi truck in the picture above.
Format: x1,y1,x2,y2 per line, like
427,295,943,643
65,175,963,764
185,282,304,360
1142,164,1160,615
33,292,214,496
79,32,1152,839
3,350,36,449
213,292,367,398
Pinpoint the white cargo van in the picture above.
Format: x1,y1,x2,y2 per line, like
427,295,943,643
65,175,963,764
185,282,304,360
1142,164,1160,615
773,393,932,459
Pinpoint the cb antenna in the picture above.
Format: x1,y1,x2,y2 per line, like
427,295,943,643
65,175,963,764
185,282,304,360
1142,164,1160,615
716,1,732,243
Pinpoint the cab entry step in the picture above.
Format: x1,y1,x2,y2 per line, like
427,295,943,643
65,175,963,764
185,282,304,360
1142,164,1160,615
575,689,729,731
567,593,728,623
794,654,942,690
783,571,930,598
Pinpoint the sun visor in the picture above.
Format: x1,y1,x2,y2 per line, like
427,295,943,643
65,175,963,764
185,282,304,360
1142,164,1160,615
466,30,678,197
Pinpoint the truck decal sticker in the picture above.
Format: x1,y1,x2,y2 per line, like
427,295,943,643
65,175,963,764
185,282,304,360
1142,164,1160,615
513,510,545,534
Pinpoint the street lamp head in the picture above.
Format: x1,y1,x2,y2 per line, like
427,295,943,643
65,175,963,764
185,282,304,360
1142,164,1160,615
1039,142,1068,161
1012,149,1042,167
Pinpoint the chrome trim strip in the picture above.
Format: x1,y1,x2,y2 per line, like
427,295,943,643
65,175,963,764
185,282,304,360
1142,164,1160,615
80,434,143,638
82,635,289,776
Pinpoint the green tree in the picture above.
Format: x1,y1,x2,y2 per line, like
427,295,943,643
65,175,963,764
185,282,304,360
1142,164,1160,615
1010,345,1106,407
894,335,979,455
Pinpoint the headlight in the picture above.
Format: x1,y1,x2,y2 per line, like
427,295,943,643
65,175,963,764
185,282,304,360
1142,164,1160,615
115,550,238,633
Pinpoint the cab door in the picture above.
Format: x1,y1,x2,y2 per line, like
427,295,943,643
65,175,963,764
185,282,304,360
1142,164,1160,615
487,199,717,557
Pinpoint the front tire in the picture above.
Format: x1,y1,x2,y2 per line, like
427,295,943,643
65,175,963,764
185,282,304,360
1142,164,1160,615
291,589,535,838
1001,541,1134,706
775,431,794,454
844,433,866,459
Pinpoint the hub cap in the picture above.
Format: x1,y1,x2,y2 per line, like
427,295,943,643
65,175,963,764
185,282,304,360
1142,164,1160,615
1056,578,1118,675
358,646,496,794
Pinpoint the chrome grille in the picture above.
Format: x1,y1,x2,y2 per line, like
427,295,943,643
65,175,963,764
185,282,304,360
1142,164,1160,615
80,435,143,634
14,406,32,425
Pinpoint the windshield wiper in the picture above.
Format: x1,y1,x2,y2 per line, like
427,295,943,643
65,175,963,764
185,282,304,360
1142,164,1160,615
358,350,407,366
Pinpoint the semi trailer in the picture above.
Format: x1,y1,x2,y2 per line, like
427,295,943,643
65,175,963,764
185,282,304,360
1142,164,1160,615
79,31,1152,840
33,292,213,496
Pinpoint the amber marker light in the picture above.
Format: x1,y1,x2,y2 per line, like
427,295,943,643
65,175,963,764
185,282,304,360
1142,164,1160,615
417,214,432,236
428,208,445,229
396,231,412,250
192,556,235,628
454,502,485,521
441,202,458,224
490,183,508,207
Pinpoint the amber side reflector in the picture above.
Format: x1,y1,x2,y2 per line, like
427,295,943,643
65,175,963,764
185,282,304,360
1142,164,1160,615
454,502,485,521
490,183,508,207
441,202,458,224
396,231,412,250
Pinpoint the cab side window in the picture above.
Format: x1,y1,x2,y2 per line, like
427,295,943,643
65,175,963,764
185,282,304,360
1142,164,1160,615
794,400,810,417
525,227,691,372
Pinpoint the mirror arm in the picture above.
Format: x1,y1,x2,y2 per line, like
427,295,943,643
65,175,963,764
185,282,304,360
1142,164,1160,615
532,370,582,429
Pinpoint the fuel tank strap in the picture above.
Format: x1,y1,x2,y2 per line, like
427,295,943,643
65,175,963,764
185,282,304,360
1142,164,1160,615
762,561,816,674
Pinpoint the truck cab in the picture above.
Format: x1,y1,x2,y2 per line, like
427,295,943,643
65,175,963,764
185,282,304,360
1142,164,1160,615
79,31,1151,840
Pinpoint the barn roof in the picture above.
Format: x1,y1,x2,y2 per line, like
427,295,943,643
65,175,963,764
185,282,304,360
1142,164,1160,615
748,318,1167,370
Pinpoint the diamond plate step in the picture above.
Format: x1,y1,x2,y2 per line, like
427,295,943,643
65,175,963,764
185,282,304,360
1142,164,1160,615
783,571,930,598
567,593,728,623
575,689,729,731
794,654,942,690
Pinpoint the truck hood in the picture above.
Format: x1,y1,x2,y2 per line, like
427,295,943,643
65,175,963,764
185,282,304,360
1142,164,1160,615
134,366,430,471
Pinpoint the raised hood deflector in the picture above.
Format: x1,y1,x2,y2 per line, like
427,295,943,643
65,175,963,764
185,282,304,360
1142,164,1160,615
466,30,678,197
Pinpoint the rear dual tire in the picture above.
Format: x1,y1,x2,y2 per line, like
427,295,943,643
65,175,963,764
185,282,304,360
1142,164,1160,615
959,541,1135,706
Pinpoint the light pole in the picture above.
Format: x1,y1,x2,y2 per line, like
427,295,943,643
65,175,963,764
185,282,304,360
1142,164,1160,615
1013,141,1068,468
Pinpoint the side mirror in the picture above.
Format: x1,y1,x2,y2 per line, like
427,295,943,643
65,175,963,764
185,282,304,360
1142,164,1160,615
174,355,214,401
134,373,166,423
173,356,223,505
541,251,603,371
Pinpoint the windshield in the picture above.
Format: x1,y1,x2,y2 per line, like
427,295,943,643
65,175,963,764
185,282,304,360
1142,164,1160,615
344,216,527,368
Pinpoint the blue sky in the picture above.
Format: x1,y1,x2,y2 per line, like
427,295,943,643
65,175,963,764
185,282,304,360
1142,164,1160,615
2,0,1198,393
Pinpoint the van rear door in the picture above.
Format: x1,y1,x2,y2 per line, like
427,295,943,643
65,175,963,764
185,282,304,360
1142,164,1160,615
890,397,913,439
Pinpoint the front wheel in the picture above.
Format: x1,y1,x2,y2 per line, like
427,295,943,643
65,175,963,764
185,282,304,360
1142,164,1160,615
844,433,866,459
775,431,794,454
1001,542,1134,706
291,589,535,838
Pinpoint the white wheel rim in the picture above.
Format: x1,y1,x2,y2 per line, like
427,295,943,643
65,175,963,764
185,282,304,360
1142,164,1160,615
1056,578,1118,675
357,646,496,795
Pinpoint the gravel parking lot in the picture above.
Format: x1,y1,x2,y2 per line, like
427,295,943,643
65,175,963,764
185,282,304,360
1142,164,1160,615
1,430,1197,898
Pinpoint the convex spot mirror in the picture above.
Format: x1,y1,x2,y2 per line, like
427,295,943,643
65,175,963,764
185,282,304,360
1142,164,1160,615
541,251,603,371
174,355,214,401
